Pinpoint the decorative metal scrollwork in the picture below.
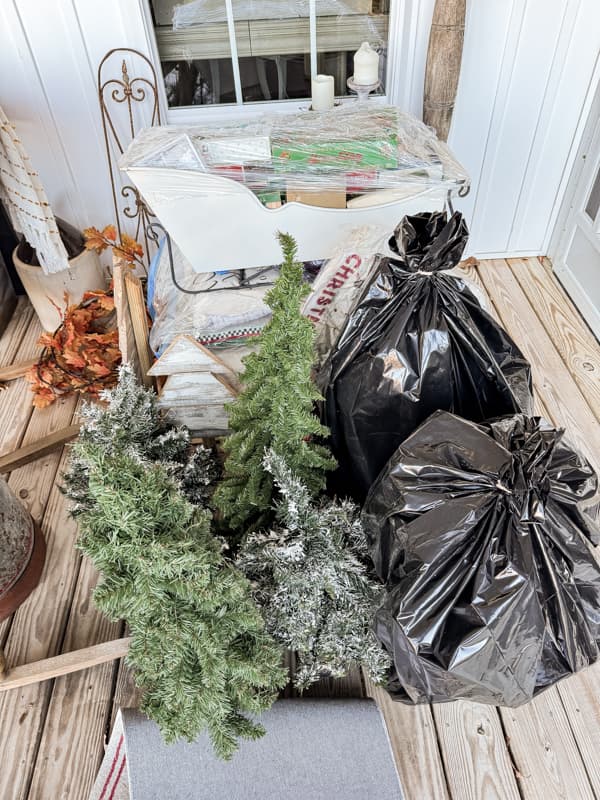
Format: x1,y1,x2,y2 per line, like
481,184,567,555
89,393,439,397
97,48,162,269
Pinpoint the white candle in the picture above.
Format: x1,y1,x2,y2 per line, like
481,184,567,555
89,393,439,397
353,42,379,85
311,74,335,111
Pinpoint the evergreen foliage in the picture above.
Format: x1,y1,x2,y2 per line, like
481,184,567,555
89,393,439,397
213,232,335,533
63,369,286,758
236,450,391,690
64,365,218,513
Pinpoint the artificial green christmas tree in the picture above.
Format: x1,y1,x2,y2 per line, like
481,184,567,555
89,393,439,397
214,232,335,533
236,450,390,690
63,369,285,758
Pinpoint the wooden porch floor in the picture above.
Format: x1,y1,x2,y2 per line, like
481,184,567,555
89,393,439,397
1,257,600,799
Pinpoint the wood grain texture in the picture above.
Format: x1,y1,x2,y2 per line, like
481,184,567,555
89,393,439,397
303,667,364,698
0,298,35,367
148,333,238,377
25,569,123,800
555,663,600,796
0,313,42,459
0,446,82,799
124,271,153,388
110,657,142,731
433,702,520,800
365,677,450,800
0,638,130,692
501,690,595,800
0,359,37,382
476,260,600,474
0,423,80,474
113,259,140,381
508,257,600,421
423,0,466,141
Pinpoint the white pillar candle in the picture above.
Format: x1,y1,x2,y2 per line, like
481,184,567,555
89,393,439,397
353,42,379,85
311,74,335,111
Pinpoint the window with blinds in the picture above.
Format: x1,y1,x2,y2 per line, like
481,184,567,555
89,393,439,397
149,0,390,107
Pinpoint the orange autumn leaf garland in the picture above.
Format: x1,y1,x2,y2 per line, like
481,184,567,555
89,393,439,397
27,227,144,407
27,287,121,408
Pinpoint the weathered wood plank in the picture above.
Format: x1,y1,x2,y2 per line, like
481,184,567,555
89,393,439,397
7,396,78,524
508,257,600,421
0,447,83,799
110,657,142,731
501,689,595,800
0,358,37,382
26,570,123,800
0,637,130,692
476,258,600,799
0,423,79,474
148,333,237,377
555,663,600,796
433,702,520,800
303,667,364,698
124,271,153,389
477,259,600,474
0,297,34,366
456,259,598,799
0,313,42,458
365,677,450,800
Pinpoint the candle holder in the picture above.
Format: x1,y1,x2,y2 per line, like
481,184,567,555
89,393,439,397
346,77,381,102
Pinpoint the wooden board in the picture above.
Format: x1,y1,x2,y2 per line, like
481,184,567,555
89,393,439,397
160,404,230,435
124,271,153,389
476,259,600,473
0,358,37,382
113,258,140,381
0,449,83,798
157,371,237,407
148,333,238,378
509,257,600,421
25,572,124,800
433,702,520,800
0,423,80,474
0,637,130,692
501,690,595,800
364,677,450,800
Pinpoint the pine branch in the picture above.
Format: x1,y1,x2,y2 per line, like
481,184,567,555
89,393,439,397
214,233,336,534
237,449,390,690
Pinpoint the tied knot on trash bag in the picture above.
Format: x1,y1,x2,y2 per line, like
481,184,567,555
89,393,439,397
319,211,533,501
363,411,600,707
493,419,562,524
388,210,469,274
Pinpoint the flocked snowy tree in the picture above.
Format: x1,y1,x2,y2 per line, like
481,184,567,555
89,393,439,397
64,365,219,514
236,449,390,690
63,369,286,758
213,232,335,534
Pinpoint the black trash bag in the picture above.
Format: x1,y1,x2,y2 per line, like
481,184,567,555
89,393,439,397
318,211,533,501
362,411,600,707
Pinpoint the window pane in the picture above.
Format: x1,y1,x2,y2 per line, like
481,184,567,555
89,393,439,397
585,165,600,223
149,0,390,108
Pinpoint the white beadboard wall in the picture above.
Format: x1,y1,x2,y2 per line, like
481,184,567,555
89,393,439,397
0,0,599,258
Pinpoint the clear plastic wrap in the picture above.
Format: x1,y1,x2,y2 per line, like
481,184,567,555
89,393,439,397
148,237,275,354
172,0,378,27
121,104,468,197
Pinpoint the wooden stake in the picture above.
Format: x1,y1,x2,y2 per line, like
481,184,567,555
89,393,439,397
0,358,37,382
124,271,153,388
0,637,131,692
0,424,80,474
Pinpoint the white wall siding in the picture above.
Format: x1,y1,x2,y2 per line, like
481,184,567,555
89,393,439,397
0,0,599,257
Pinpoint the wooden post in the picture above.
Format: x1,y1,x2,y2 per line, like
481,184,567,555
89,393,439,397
423,0,466,142
0,637,131,692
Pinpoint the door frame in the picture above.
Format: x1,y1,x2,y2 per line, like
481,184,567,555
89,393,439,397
549,64,600,339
